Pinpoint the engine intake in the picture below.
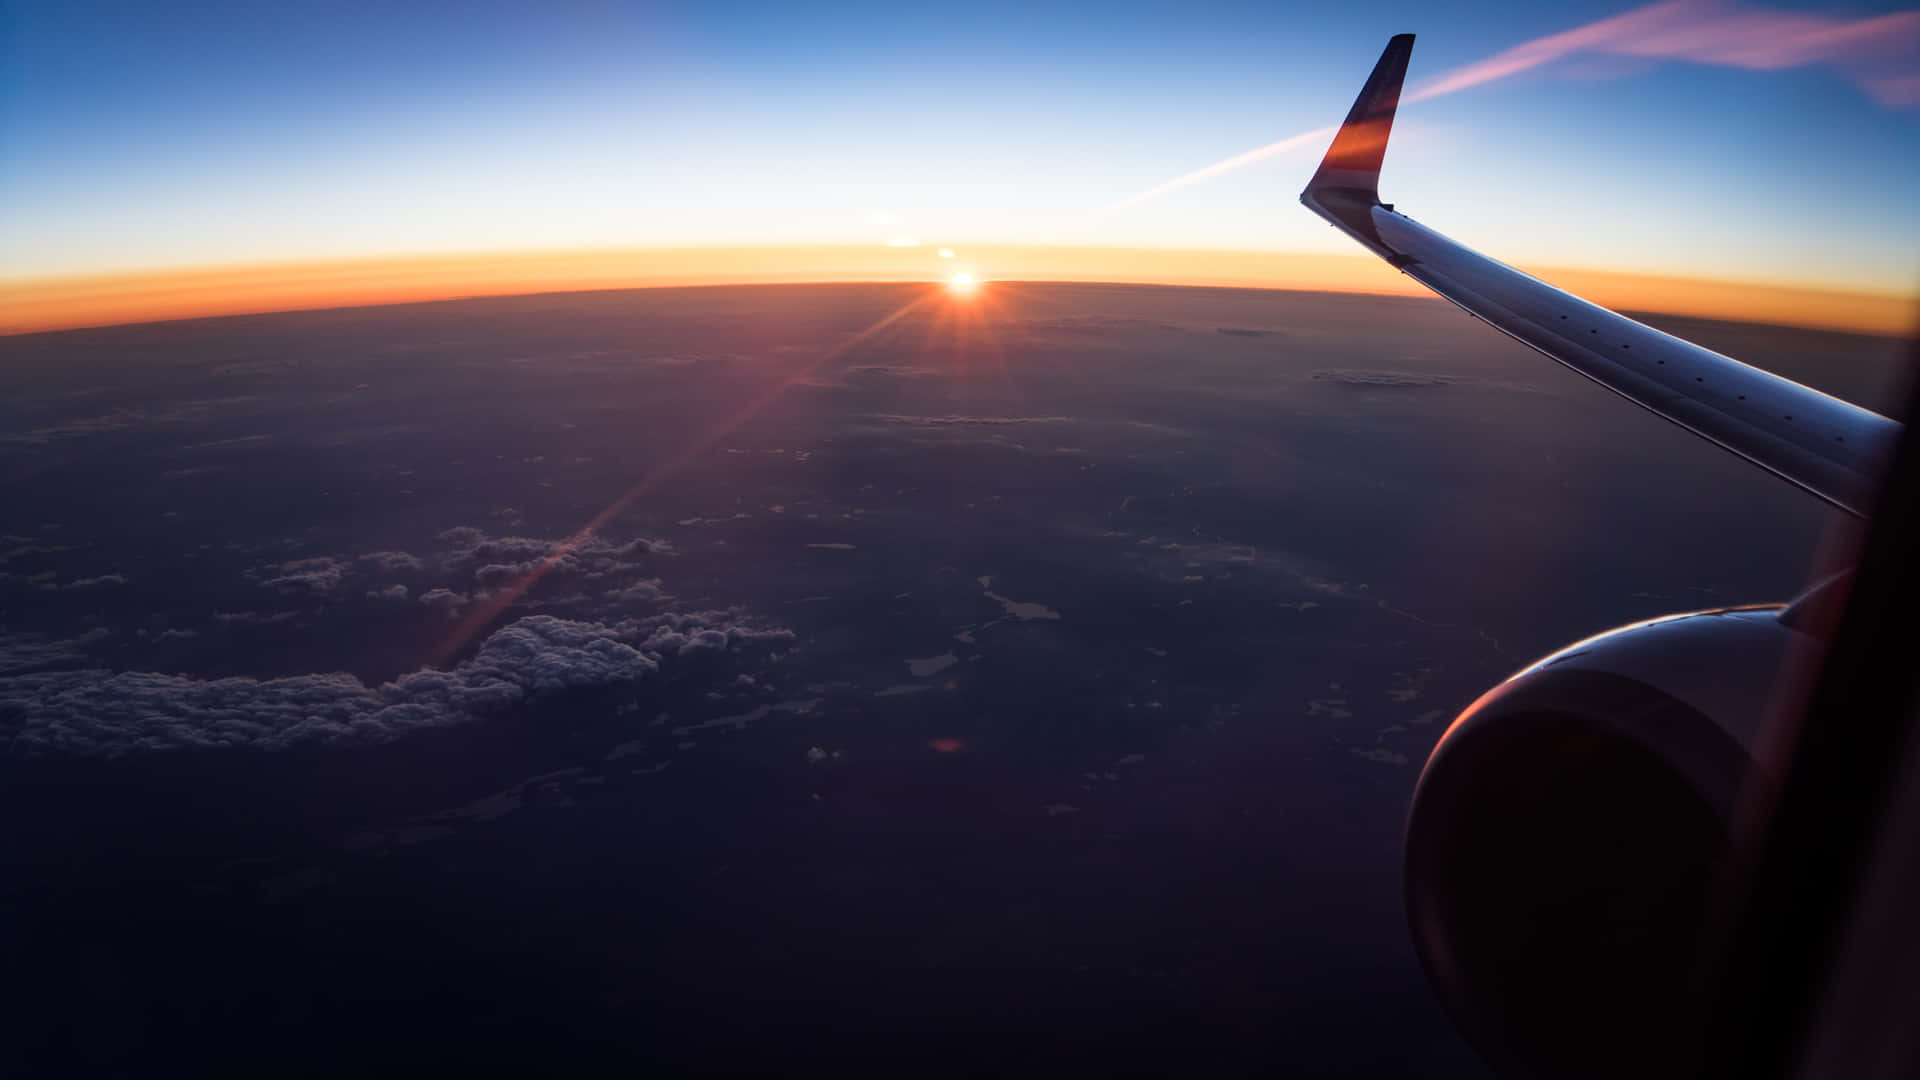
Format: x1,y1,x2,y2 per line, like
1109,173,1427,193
1405,606,1814,1078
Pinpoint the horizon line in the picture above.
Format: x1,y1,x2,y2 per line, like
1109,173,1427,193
3,244,1913,338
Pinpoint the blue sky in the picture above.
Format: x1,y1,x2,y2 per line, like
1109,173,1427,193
3,0,1917,292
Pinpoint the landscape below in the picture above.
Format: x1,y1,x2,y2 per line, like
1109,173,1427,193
0,283,1906,1073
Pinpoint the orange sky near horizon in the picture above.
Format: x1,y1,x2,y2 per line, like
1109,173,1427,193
1,245,1913,339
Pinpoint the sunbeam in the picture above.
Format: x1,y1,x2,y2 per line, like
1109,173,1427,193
427,288,938,666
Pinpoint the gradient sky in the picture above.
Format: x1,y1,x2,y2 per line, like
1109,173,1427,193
3,0,1918,298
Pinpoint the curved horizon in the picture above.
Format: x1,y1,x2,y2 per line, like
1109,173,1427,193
3,244,1913,338
5,2,1916,339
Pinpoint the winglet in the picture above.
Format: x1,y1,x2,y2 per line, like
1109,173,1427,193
1304,33,1414,202
1294,32,1900,517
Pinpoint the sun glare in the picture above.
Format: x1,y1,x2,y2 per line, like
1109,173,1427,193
948,271,977,295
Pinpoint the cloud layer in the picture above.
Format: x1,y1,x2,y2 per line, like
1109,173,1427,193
2,525,779,758
0,611,793,758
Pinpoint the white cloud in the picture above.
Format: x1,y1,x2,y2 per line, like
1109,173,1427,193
0,611,794,758
418,587,469,613
0,632,91,674
875,684,933,697
907,653,959,677
437,527,671,583
603,580,667,606
62,574,129,590
213,610,299,625
669,697,817,736
982,584,1060,621
257,557,348,593
0,522,783,758
358,551,422,571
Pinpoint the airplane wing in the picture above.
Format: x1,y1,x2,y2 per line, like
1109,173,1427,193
1300,34,1901,518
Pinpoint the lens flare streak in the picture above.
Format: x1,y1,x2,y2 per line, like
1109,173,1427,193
428,289,938,665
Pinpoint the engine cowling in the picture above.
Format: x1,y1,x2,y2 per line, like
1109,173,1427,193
1405,602,1825,1078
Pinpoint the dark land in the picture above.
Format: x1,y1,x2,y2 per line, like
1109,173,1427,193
0,283,1908,1075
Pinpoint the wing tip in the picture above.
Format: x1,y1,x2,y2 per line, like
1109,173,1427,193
1303,34,1416,203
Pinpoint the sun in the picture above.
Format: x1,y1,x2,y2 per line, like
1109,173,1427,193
947,271,977,296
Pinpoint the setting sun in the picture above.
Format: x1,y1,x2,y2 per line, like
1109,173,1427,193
948,271,977,295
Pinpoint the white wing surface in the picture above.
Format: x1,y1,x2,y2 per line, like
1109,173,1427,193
1301,35,1900,518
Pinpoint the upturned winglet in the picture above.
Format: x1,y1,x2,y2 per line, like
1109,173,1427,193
1303,32,1414,202
1296,33,1898,517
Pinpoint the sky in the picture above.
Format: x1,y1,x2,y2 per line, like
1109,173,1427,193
3,0,1918,332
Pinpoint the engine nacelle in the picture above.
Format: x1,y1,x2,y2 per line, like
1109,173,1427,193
1405,603,1824,1078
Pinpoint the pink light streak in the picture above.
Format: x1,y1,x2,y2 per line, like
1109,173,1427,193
1109,0,1920,211
1100,125,1337,212
427,289,936,666
1406,0,1920,105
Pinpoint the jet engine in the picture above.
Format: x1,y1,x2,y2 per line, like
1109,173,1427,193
1404,586,1837,1079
